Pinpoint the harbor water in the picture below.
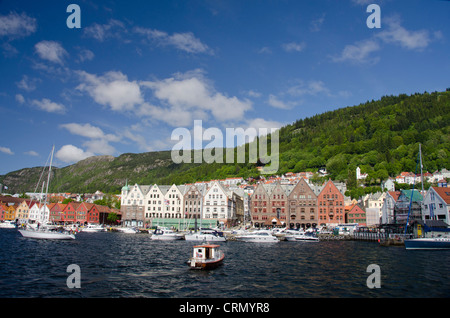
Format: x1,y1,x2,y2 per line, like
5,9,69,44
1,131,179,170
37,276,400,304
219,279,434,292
0,229,449,298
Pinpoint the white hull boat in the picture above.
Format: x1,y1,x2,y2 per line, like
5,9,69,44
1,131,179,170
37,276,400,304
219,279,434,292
184,230,226,242
117,227,139,234
150,228,183,240
18,228,75,240
82,224,105,232
235,230,279,243
294,234,319,242
0,221,16,229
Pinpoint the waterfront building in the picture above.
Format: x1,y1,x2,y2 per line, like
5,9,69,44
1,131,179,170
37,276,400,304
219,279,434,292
381,190,423,225
318,180,345,225
49,203,65,223
250,183,270,227
345,204,367,226
250,182,292,228
183,184,205,221
422,187,450,224
203,181,241,228
287,178,318,229
121,183,145,227
62,201,81,224
163,184,185,219
15,200,31,223
362,192,385,226
0,204,6,221
1,204,15,221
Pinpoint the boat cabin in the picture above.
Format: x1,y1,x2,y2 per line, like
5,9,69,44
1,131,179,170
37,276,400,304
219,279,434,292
189,244,224,270
193,244,219,260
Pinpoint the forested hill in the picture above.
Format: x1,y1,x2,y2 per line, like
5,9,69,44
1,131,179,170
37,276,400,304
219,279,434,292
1,90,449,194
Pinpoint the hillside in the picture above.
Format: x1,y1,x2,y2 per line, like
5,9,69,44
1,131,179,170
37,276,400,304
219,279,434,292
1,90,449,194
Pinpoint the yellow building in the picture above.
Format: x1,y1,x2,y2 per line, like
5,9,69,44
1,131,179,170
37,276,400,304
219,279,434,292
15,200,30,222
3,204,16,221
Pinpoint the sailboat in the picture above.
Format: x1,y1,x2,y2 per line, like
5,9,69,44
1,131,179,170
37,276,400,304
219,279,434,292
403,144,450,249
18,146,76,240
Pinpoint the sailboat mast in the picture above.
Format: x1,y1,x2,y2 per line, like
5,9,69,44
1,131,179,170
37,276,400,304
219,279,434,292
419,143,424,194
44,145,55,204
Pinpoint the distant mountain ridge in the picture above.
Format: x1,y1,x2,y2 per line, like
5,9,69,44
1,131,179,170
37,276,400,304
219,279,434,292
1,90,449,194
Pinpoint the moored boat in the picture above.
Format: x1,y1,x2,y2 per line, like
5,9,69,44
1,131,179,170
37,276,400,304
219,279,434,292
150,227,183,240
81,224,105,232
117,227,139,234
184,229,226,242
188,244,224,270
404,236,450,250
235,230,279,243
294,233,319,242
18,226,76,240
0,221,16,229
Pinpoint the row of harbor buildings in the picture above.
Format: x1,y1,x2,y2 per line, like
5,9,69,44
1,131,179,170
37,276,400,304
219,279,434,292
0,196,119,225
119,176,450,230
1,169,449,230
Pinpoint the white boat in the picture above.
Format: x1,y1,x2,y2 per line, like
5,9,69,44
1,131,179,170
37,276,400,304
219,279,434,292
150,227,183,240
18,227,76,240
235,230,279,243
284,231,306,241
18,146,76,241
294,233,319,242
117,227,139,234
0,221,16,229
184,229,227,242
81,224,105,232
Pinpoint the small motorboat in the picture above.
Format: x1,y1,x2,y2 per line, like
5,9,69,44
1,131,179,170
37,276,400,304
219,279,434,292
81,224,105,232
116,227,139,234
184,229,226,242
235,230,279,243
294,233,319,242
188,244,224,270
150,227,183,240
0,221,16,229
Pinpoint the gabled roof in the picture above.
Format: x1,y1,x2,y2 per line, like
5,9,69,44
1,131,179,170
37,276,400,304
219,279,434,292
432,187,450,205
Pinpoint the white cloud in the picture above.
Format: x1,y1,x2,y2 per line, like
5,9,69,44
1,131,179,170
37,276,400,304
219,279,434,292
55,144,93,163
310,14,325,32
15,94,25,104
267,94,296,110
134,27,212,54
76,71,143,112
140,70,252,123
0,146,14,155
257,47,272,54
0,12,36,38
377,18,433,50
24,150,39,156
282,42,305,52
83,19,126,42
59,123,120,142
287,80,331,96
31,98,66,114
16,75,40,91
332,39,380,64
34,41,68,64
77,49,94,62
59,123,121,157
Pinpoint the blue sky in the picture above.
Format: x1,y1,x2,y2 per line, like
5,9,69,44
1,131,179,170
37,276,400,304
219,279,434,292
0,0,449,174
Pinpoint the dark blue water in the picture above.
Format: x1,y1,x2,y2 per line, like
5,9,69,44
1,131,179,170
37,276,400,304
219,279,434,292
0,229,449,298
